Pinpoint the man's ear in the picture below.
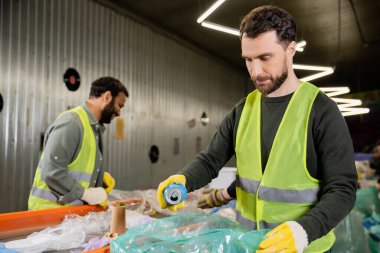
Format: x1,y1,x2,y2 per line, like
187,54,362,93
103,91,113,103
287,41,297,57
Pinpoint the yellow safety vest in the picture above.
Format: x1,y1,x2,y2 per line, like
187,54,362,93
235,82,335,252
28,107,96,210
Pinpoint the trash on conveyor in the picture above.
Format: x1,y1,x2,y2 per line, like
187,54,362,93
111,211,268,253
3,205,157,253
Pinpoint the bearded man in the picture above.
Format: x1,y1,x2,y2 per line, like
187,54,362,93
28,77,128,210
157,6,357,253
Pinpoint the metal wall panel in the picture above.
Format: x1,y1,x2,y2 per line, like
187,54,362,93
0,0,247,212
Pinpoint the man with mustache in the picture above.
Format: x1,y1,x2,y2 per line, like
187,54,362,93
157,6,357,253
28,77,128,210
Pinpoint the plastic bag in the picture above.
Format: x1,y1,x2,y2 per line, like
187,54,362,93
355,186,380,217
4,224,86,253
111,212,268,253
332,209,371,253
4,210,111,253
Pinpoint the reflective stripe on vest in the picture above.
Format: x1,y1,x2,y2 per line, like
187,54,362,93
28,106,96,210
236,176,319,203
68,171,92,182
235,82,335,252
30,187,84,205
236,210,280,230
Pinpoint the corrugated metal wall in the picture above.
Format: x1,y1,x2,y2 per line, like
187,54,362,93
0,0,247,212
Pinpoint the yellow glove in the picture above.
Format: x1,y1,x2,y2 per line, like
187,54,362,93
256,221,308,253
103,172,115,193
197,188,230,209
157,174,186,211
99,197,109,207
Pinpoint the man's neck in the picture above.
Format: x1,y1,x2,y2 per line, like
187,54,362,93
266,72,301,97
86,99,101,123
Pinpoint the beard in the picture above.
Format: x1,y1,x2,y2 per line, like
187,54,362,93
100,99,116,124
252,66,288,96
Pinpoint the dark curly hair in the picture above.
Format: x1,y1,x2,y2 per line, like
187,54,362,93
89,76,129,98
240,5,296,48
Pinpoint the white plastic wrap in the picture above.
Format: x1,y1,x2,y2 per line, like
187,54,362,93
5,210,112,253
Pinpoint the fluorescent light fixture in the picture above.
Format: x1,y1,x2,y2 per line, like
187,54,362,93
295,40,307,52
197,0,226,23
333,98,362,108
293,64,333,71
299,70,334,82
318,86,370,117
319,87,350,97
293,64,334,82
201,21,240,36
341,108,370,117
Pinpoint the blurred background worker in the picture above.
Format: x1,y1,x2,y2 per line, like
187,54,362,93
28,77,128,210
157,5,357,253
197,187,233,209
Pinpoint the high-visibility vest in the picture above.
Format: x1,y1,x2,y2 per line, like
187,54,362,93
235,82,335,252
28,106,96,210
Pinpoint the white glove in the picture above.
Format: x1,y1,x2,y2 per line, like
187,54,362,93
81,187,107,205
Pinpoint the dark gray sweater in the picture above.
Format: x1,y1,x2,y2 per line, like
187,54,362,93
179,91,357,243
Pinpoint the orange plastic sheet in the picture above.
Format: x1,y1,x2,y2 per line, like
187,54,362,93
0,205,109,253
87,245,110,253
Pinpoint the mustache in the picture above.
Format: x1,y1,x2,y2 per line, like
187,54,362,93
252,76,271,82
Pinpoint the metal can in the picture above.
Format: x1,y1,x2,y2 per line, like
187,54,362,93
164,183,187,205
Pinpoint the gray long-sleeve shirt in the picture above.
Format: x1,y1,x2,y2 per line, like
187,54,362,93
179,91,358,243
39,103,106,204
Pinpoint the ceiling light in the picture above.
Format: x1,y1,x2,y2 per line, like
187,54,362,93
197,0,226,23
295,40,307,52
201,21,240,36
341,108,370,117
299,70,334,82
319,87,350,97
293,64,334,82
318,87,370,117
333,98,362,108
293,64,333,71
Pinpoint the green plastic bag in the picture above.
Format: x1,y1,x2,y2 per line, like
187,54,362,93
355,186,380,217
111,212,268,253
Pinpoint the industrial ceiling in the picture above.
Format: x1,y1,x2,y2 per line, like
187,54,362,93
98,0,380,94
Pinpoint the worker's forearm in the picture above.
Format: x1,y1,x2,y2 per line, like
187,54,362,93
41,160,84,203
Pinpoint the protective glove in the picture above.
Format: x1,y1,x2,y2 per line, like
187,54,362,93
197,188,230,209
256,221,308,253
103,171,115,193
81,187,107,205
157,174,186,211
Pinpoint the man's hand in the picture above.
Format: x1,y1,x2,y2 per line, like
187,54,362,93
157,174,186,211
81,187,107,205
197,188,230,209
103,172,115,193
256,221,308,253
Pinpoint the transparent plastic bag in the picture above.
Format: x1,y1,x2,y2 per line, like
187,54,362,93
332,209,371,253
4,224,86,253
4,210,111,253
111,212,268,253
